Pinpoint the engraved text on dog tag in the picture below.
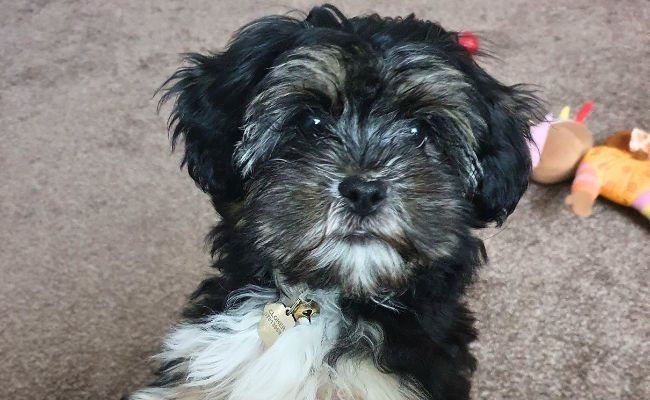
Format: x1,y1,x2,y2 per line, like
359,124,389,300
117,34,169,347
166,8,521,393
258,303,295,347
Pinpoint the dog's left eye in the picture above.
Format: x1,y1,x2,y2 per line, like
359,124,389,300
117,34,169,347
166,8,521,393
407,121,429,148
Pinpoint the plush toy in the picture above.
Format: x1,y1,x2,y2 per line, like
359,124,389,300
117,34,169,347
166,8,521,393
529,103,594,184
565,128,650,219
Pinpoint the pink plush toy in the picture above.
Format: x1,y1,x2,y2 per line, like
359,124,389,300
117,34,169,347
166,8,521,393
528,103,594,184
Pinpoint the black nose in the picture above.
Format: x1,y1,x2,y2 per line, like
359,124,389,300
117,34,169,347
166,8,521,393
338,176,387,216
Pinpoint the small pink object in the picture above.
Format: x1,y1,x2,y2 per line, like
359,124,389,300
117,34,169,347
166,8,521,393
458,31,479,55
529,114,554,168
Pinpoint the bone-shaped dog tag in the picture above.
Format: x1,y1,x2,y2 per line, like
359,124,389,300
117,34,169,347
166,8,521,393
258,303,295,348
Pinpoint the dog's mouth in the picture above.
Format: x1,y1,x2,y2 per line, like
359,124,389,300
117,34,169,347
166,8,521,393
341,230,377,242
326,227,412,254
299,205,417,262
328,228,387,243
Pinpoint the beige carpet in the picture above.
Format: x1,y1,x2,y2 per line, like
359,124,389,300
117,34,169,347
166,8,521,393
1,1,648,399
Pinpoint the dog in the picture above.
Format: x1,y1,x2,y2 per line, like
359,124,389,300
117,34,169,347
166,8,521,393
127,5,540,400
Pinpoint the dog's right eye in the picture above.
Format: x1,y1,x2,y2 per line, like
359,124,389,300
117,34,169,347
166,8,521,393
297,114,325,136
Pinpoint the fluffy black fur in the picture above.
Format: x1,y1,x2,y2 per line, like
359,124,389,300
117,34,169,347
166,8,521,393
139,5,541,399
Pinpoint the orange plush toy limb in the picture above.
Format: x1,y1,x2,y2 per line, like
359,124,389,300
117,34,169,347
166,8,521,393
529,103,594,184
565,128,650,219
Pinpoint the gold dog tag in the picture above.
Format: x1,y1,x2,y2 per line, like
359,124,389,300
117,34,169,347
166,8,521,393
258,303,295,347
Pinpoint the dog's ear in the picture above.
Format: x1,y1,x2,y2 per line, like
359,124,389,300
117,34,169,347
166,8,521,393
159,17,303,207
471,83,540,226
452,52,542,226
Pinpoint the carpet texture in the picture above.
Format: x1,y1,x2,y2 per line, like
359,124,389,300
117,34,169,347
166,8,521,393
1,1,648,399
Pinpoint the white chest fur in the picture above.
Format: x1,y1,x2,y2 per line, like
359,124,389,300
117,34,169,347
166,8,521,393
130,286,424,400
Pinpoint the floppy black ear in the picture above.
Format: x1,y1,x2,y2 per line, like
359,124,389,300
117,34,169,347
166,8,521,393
159,16,304,207
447,43,541,225
471,84,540,225
437,33,543,226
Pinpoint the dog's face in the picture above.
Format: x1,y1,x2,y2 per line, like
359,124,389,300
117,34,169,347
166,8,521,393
236,44,485,296
161,6,539,297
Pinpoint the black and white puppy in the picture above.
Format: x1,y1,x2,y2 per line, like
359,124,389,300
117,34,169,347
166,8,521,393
128,5,540,400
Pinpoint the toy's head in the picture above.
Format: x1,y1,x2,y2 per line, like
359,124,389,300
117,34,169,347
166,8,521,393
606,128,650,160
529,104,594,184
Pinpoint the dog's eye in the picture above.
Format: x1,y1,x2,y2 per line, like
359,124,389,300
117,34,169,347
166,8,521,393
408,121,429,148
298,114,325,136
407,120,428,136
